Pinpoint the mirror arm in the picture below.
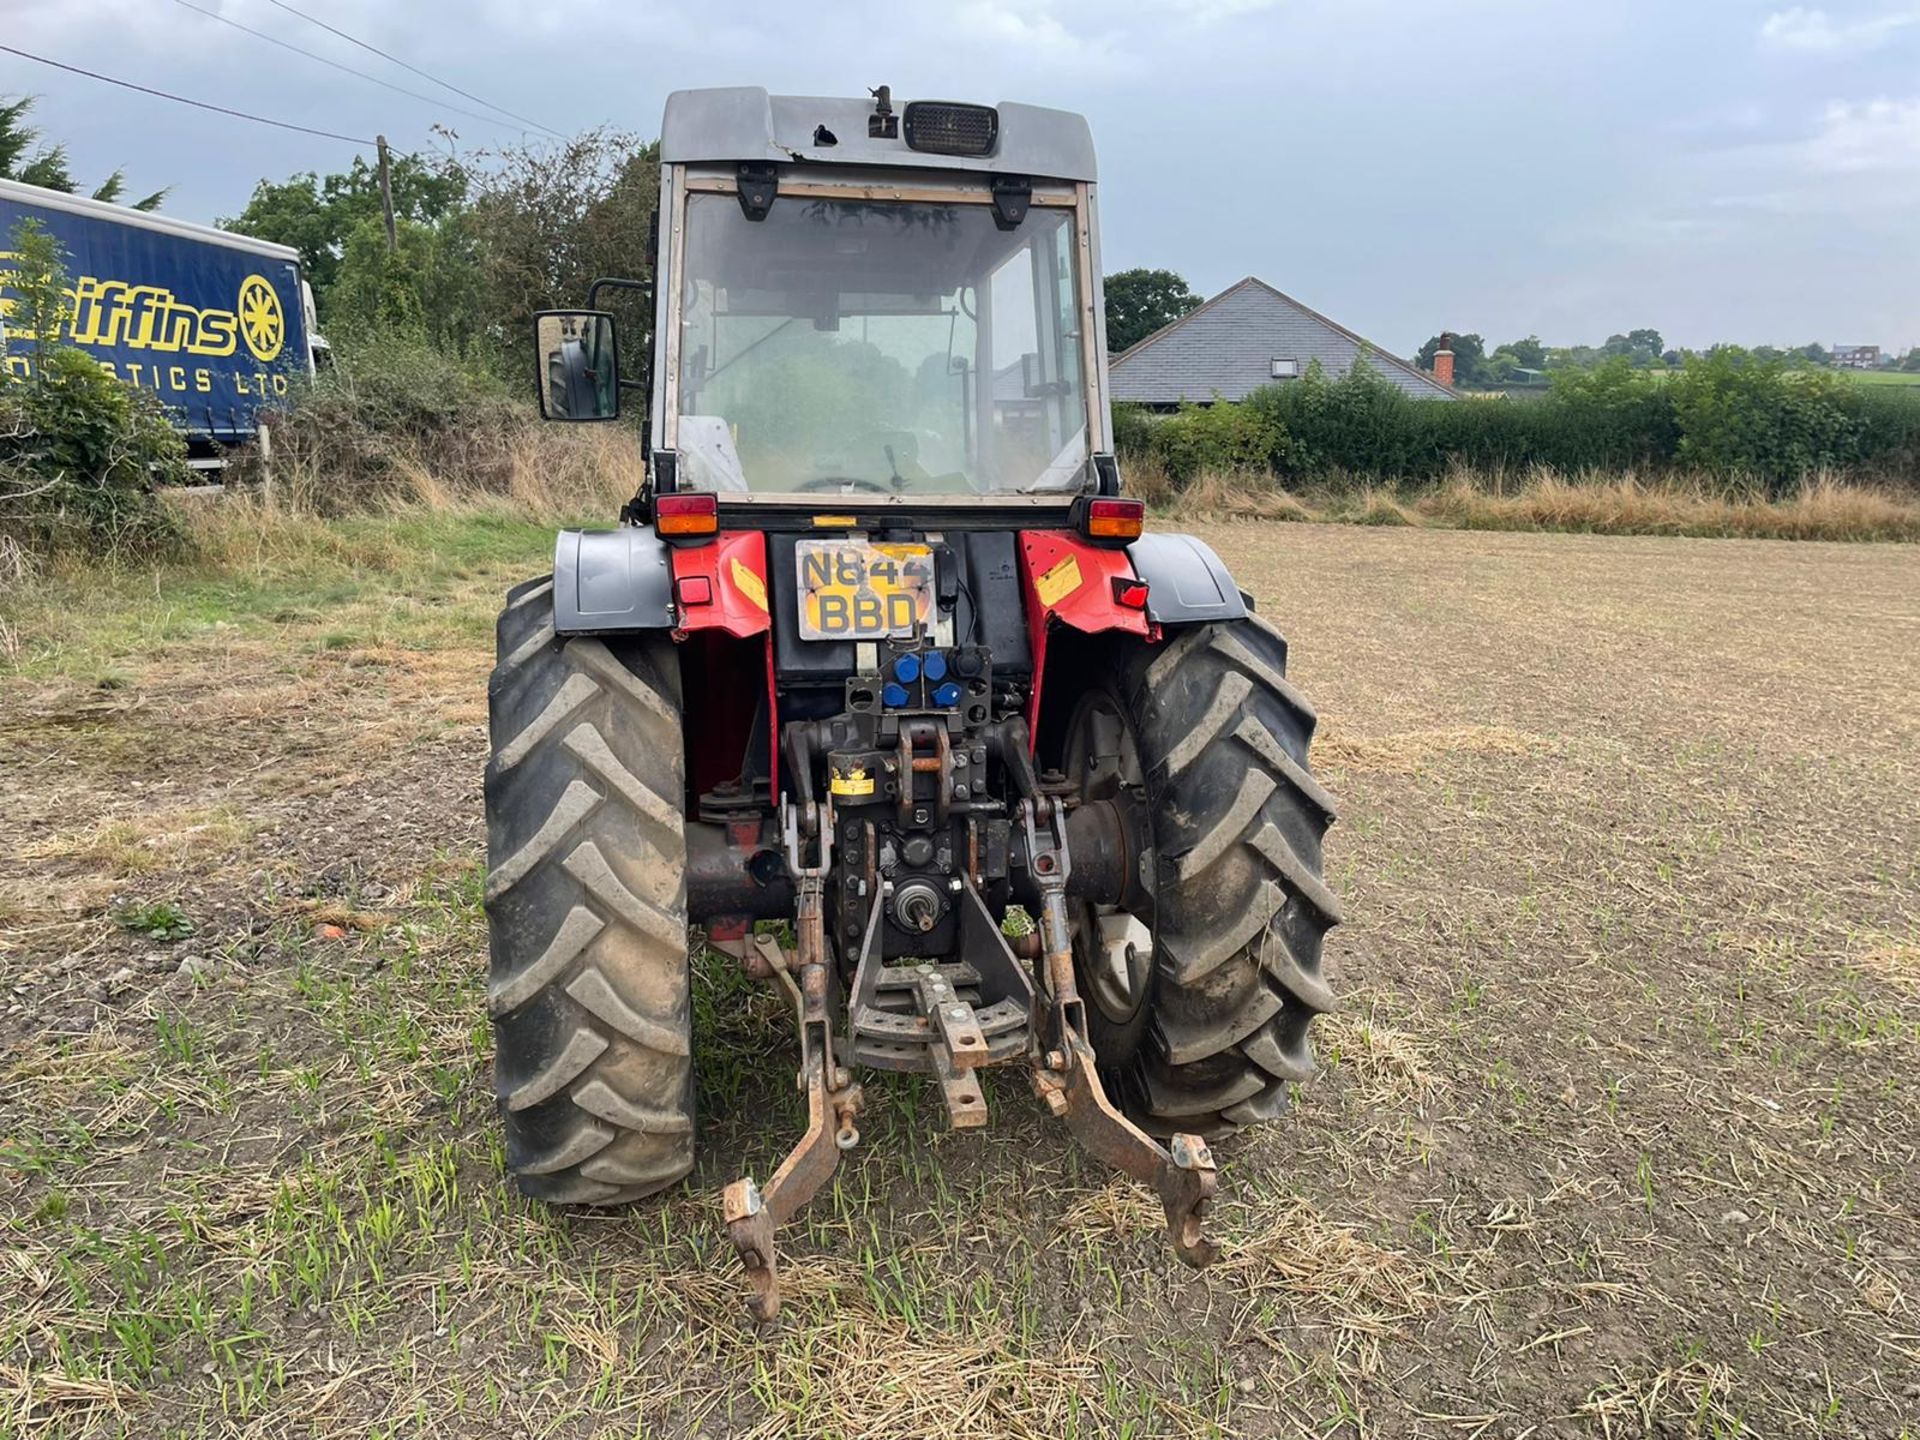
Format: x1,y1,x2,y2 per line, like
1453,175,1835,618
585,273,655,462
586,275,654,393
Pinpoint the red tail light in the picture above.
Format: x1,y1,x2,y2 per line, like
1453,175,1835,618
656,492,718,537
1111,577,1150,610
1081,497,1145,542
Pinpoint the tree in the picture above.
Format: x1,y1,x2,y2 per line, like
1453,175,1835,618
1601,328,1664,367
1501,335,1546,369
1670,347,1859,492
1416,332,1488,385
0,218,72,371
222,150,468,309
1103,268,1202,354
218,129,661,389
329,213,485,354
0,94,166,210
1488,335,1548,384
462,129,660,383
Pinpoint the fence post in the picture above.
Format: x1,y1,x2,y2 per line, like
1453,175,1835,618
258,416,275,508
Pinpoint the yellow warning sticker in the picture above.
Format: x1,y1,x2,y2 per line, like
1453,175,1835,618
730,557,769,612
1034,553,1084,609
830,766,875,797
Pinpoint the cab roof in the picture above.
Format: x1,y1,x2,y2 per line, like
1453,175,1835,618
660,87,1097,183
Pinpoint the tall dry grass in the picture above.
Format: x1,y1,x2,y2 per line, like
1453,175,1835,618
1417,467,1920,540
260,418,642,523
163,424,640,578
184,438,1920,551
1156,464,1920,542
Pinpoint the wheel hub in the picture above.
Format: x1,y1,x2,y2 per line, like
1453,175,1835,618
1064,691,1154,1027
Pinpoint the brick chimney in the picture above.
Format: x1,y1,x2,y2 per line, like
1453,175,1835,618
1433,332,1455,388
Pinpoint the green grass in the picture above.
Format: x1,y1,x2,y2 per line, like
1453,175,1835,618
1491,366,1920,390
1840,368,1920,386
1,508,560,680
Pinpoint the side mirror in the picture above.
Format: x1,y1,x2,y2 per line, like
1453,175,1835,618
534,310,620,422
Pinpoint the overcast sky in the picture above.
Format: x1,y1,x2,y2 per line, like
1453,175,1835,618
5,0,1916,353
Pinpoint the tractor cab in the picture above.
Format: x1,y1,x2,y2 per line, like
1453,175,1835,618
537,86,1111,504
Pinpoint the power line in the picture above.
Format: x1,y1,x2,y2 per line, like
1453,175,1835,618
0,44,374,145
259,0,563,139
166,0,541,138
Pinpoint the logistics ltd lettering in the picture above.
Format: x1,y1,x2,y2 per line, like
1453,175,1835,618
0,256,291,401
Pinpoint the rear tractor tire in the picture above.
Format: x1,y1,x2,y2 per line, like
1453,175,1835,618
483,575,695,1205
1069,615,1342,1137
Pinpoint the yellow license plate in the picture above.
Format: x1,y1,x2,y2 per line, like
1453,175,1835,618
796,540,935,640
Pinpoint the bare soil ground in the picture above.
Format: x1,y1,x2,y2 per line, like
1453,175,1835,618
2,521,1916,1438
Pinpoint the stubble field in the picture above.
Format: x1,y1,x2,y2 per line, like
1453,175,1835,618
2,515,1916,1437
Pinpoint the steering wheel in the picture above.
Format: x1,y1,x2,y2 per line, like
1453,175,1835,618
794,475,897,494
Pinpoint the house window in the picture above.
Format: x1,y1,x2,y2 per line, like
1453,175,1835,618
1270,358,1300,380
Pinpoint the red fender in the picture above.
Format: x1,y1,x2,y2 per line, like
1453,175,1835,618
669,531,771,638
670,532,777,796
1018,531,1158,749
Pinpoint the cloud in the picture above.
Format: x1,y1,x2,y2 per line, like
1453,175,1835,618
1163,0,1281,22
1671,95,1920,229
955,1,1082,51
11,0,1920,349
1618,90,1920,261
1800,96,1920,171
950,2,1132,73
1759,6,1919,54
8,0,204,53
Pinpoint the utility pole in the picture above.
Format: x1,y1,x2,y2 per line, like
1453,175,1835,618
376,135,397,253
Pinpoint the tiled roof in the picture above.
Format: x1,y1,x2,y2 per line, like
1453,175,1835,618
1109,277,1455,403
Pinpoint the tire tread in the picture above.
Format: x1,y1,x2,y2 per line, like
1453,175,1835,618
485,576,694,1205
1118,617,1339,1138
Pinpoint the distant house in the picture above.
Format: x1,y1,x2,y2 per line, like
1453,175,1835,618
1109,277,1456,407
1832,345,1881,370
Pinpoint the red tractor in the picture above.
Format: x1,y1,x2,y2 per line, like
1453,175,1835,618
489,86,1339,1320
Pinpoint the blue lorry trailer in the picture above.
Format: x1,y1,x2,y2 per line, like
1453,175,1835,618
0,178,320,467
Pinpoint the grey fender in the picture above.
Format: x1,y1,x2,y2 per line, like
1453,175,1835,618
1126,532,1248,625
552,527,675,634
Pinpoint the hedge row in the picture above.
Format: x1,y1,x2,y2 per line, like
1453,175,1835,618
1116,353,1920,495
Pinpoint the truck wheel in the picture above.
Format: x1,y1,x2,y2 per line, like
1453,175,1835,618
483,575,694,1204
1066,615,1340,1137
